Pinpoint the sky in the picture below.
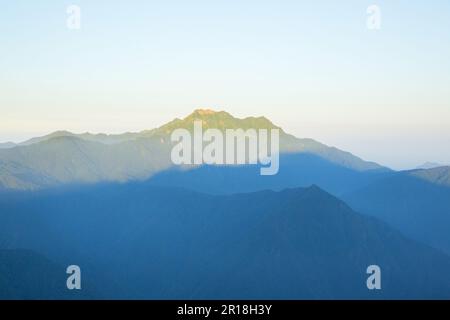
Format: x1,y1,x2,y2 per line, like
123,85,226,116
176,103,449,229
1,0,449,169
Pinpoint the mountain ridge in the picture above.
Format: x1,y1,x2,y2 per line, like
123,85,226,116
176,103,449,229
2,183,450,299
344,166,450,254
0,109,388,190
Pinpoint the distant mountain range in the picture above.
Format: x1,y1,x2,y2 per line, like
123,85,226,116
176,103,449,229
1,183,450,299
344,166,450,255
0,109,387,191
416,162,446,170
1,109,450,299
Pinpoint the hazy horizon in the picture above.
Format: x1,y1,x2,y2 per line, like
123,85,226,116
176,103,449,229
1,1,450,170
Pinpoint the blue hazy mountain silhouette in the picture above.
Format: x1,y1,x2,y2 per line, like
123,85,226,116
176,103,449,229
344,166,450,255
1,110,449,299
147,153,391,196
1,182,450,299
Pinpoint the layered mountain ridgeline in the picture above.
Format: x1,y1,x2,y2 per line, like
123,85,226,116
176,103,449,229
0,109,388,191
0,135,174,190
1,183,450,299
0,249,93,299
147,153,391,196
344,166,450,255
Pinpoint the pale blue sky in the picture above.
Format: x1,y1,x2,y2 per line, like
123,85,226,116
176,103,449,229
1,0,449,169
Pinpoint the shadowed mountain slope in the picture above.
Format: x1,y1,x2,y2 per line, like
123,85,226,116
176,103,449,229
147,152,391,196
1,183,449,299
344,166,450,255
0,249,93,300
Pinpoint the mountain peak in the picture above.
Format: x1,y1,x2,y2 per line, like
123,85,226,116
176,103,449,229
184,108,233,121
190,108,221,116
152,109,280,135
